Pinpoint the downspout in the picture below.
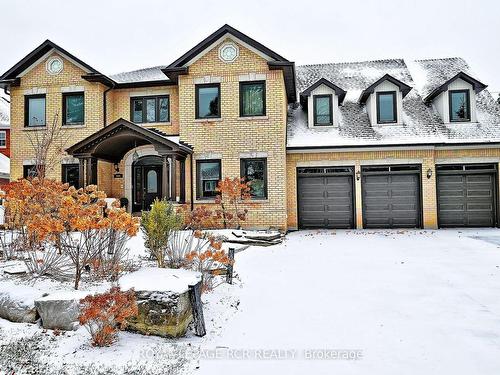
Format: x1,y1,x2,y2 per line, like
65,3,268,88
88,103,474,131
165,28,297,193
102,82,115,127
190,153,194,211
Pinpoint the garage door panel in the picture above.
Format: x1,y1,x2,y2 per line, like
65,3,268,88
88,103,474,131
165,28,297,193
437,167,496,228
362,170,421,229
298,172,354,229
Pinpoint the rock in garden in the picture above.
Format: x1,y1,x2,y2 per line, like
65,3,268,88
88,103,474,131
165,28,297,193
119,267,202,338
0,281,44,323
34,291,92,331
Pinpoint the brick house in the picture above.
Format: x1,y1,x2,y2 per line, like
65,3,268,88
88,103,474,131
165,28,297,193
1,24,500,230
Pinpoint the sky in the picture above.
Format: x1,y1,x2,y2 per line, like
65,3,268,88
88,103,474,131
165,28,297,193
0,0,499,95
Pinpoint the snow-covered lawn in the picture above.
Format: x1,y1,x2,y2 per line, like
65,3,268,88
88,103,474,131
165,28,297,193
199,229,500,375
1,229,500,374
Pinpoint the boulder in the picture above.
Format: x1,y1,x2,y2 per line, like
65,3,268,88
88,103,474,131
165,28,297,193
0,281,44,323
34,291,91,331
119,267,202,338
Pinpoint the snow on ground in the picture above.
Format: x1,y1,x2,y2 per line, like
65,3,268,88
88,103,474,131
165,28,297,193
1,229,500,374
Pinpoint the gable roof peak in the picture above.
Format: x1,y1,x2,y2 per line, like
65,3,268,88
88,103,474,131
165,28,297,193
358,73,412,104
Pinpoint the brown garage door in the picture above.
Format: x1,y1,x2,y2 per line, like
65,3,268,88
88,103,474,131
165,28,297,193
297,167,354,229
437,164,497,227
362,165,421,229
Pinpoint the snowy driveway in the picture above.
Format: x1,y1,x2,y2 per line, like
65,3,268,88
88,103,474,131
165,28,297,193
200,229,500,375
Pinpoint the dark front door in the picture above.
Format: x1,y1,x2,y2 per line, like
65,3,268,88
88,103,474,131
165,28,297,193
133,156,163,212
297,167,355,229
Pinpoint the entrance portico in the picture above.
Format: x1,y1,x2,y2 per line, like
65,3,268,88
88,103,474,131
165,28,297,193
66,118,192,212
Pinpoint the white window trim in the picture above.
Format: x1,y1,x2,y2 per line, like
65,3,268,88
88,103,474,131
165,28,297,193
0,131,6,149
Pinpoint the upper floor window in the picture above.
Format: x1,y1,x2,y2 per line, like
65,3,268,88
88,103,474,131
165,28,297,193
196,84,220,119
131,96,170,124
196,159,221,199
0,131,6,148
240,81,266,117
63,92,84,125
449,90,470,122
313,95,333,126
376,91,397,124
241,158,267,199
25,94,46,127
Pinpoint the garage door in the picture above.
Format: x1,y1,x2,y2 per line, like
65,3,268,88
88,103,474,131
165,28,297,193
297,167,354,229
362,165,421,229
437,164,497,227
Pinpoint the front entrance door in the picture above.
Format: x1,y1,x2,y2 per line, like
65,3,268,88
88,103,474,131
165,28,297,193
132,156,164,212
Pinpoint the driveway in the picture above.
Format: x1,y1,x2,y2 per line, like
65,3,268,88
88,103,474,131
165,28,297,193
199,229,500,375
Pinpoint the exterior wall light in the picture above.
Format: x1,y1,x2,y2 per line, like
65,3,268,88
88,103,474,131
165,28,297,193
113,163,120,172
426,168,433,179
356,170,361,181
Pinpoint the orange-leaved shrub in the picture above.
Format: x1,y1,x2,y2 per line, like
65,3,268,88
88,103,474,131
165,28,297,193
2,178,140,288
79,287,138,347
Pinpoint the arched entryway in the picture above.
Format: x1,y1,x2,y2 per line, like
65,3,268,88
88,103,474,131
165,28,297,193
132,156,163,212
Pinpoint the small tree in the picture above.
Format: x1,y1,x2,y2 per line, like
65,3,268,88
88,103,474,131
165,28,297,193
25,113,70,179
141,199,183,268
215,177,252,229
79,287,138,347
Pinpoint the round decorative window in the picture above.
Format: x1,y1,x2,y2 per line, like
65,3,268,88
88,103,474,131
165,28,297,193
46,57,64,75
218,42,239,63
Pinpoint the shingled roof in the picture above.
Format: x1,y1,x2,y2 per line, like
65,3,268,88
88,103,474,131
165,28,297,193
287,58,500,149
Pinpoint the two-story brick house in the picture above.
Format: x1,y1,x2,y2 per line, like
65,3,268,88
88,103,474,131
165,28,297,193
2,25,500,230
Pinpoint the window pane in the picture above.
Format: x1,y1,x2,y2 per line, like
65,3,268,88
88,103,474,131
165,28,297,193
0,132,5,147
65,94,84,124
315,96,331,125
62,164,80,189
197,86,219,118
241,82,265,116
450,91,470,121
378,93,396,122
146,98,156,122
147,170,158,193
132,99,143,123
28,97,45,126
159,97,169,122
243,159,266,198
199,161,220,197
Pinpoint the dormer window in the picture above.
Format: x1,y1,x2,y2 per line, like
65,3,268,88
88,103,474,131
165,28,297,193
313,95,333,126
376,91,397,124
449,90,470,122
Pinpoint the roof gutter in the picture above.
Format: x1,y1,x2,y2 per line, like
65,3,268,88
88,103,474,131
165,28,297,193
287,141,500,153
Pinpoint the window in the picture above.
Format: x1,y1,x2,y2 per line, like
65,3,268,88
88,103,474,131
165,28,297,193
313,95,333,125
130,96,170,123
23,165,41,179
0,131,6,148
449,90,471,122
376,91,397,124
241,158,267,199
240,81,266,117
196,160,221,199
25,95,46,127
62,164,80,189
196,84,220,119
63,92,84,125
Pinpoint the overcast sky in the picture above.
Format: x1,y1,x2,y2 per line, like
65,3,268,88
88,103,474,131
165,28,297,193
1,0,499,94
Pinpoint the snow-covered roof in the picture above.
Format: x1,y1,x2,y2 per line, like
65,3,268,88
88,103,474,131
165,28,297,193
0,92,9,128
288,58,500,149
0,153,10,177
109,66,169,84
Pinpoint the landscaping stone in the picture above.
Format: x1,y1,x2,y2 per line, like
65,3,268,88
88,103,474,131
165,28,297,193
119,267,202,338
34,291,91,331
0,281,44,323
